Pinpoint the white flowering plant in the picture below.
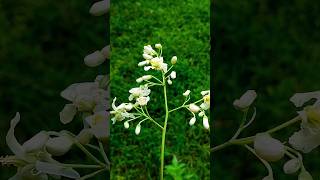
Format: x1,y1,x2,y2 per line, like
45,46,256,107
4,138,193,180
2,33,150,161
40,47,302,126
212,90,320,180
111,43,210,180
0,0,110,179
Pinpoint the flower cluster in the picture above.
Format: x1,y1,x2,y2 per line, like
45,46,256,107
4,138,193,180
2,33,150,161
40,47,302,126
186,90,210,129
1,1,110,179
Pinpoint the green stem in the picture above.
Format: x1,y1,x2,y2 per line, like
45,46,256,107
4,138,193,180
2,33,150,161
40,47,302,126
99,141,110,166
79,167,108,180
61,163,103,169
211,116,301,152
74,141,105,166
160,72,169,180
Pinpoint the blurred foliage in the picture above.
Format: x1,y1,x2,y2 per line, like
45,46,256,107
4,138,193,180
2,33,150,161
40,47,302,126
213,0,320,179
110,0,210,179
0,0,108,179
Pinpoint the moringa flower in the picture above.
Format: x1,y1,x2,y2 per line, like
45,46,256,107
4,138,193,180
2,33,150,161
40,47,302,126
254,133,285,162
155,43,162,49
189,104,200,113
171,56,177,64
143,45,157,56
200,90,210,110
183,90,191,97
233,90,257,110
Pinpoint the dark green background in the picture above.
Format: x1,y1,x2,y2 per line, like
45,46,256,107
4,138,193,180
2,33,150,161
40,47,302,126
213,0,320,179
0,0,108,179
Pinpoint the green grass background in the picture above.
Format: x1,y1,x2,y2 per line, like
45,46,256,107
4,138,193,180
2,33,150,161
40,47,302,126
110,0,210,179
0,0,108,179
213,0,320,179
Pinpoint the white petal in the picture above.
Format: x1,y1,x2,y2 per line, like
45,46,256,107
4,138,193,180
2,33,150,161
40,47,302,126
101,45,110,59
6,113,25,158
290,91,320,107
233,90,257,110
59,104,77,124
84,50,106,67
89,0,110,16
22,131,49,153
289,129,320,153
46,136,73,156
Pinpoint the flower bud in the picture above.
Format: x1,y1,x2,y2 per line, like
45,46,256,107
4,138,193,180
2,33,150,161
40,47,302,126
189,104,200,113
125,103,133,111
142,75,152,80
171,56,177,64
89,0,110,16
189,117,196,126
46,136,73,156
101,45,110,59
136,78,143,83
233,90,257,110
299,170,313,180
155,44,162,49
84,51,106,67
138,61,148,66
183,90,191,96
143,53,153,60
59,104,77,124
76,129,93,145
135,124,141,135
124,121,130,129
254,133,285,162
198,111,205,117
170,71,176,79
167,79,172,85
283,159,301,174
203,116,209,129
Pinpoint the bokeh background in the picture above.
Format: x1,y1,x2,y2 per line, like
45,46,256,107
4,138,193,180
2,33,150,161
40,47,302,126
212,0,320,179
110,0,210,179
0,0,108,179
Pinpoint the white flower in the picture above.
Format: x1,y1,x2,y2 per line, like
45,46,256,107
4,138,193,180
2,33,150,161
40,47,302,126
283,159,301,174
136,78,143,83
125,103,133,111
167,79,172,85
142,75,152,80
201,90,210,96
155,44,162,49
171,56,177,64
149,57,168,72
233,90,257,110
85,111,109,142
200,103,210,110
60,82,108,113
143,53,153,60
189,117,196,126
183,90,191,96
144,45,157,55
89,0,110,16
84,50,106,67
111,98,135,124
289,106,320,153
135,124,141,135
136,96,150,106
170,71,176,79
189,104,200,113
203,116,209,129
254,133,285,162
128,86,151,101
124,121,130,129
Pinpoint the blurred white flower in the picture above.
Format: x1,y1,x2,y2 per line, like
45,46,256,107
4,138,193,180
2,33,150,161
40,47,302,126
135,124,141,135
183,90,191,96
283,159,301,174
170,71,176,79
85,111,109,142
84,50,106,67
171,56,177,64
189,117,196,126
124,121,130,129
254,133,285,162
89,0,110,16
189,104,200,113
136,96,150,106
233,90,257,110
155,44,162,49
203,116,209,129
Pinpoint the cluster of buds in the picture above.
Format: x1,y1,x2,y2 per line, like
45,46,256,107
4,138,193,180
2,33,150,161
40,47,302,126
187,90,210,129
